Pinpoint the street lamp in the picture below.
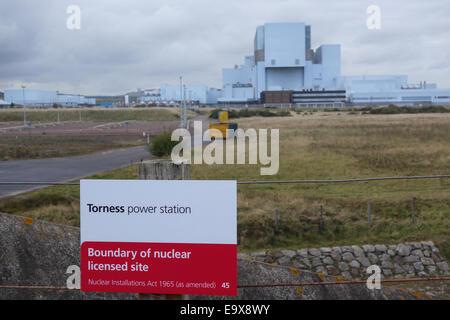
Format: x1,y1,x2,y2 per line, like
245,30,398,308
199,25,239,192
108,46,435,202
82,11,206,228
21,85,26,126
179,76,183,127
183,84,187,128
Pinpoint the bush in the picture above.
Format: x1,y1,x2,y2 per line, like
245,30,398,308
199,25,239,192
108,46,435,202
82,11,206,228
209,109,240,119
208,109,222,119
257,109,277,117
237,109,252,117
149,133,178,157
209,108,291,119
368,105,450,115
276,110,291,117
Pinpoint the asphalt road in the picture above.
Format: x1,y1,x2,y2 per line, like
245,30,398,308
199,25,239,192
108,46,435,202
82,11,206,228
0,145,150,199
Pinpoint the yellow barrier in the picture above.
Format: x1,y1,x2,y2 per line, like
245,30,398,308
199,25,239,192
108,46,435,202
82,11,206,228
218,111,229,123
209,123,230,139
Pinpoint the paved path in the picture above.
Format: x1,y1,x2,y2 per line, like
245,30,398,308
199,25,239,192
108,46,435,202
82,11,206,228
0,145,150,199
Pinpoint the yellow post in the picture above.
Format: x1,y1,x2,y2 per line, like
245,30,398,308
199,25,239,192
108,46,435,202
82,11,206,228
218,111,229,123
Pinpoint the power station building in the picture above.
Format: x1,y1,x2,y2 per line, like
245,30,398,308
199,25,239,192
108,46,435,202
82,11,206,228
137,84,221,105
219,22,450,106
4,22,449,108
3,89,96,107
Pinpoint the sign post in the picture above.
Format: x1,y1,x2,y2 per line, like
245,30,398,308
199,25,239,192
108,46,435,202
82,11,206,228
80,160,237,297
139,159,187,300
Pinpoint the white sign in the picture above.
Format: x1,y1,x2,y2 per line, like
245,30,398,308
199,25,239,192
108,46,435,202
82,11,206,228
80,179,237,295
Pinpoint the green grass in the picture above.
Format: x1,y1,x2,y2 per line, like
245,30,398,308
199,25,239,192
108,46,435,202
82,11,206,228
0,107,192,123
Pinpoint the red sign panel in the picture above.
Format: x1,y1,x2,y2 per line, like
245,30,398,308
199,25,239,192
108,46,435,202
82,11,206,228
81,241,237,295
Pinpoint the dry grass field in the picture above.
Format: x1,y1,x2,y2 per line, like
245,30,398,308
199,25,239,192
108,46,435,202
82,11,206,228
0,107,194,123
0,135,146,161
1,111,449,258
190,111,450,256
0,107,196,160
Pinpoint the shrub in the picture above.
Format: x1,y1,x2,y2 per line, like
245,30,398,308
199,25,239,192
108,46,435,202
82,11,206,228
237,109,253,117
209,108,291,119
368,105,450,115
257,109,277,117
149,133,178,157
277,110,291,117
208,109,222,119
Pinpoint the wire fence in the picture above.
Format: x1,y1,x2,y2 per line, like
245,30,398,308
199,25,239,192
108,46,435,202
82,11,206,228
0,174,449,297
1,277,449,291
0,174,449,186
237,277,450,289
1,174,448,227
2,256,449,291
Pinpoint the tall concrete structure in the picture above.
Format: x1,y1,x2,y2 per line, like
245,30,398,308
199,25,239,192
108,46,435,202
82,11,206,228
219,22,450,106
219,23,341,103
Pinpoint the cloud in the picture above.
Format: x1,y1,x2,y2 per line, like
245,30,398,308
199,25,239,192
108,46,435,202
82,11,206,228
0,0,449,95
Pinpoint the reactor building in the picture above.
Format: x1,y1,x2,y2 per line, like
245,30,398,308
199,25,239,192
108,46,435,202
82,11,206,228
3,22,449,108
218,22,450,107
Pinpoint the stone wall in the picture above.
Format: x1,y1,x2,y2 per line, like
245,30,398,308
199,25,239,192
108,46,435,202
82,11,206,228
238,242,449,280
0,213,135,299
0,213,446,299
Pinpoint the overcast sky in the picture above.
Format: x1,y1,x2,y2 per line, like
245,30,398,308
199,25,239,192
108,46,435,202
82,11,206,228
0,0,449,95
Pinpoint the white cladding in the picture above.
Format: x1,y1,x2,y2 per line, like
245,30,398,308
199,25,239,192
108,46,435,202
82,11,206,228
220,22,450,105
4,89,95,106
220,22,342,102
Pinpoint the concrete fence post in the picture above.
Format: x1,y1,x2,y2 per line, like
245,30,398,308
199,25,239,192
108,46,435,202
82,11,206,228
139,159,189,181
138,159,189,300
